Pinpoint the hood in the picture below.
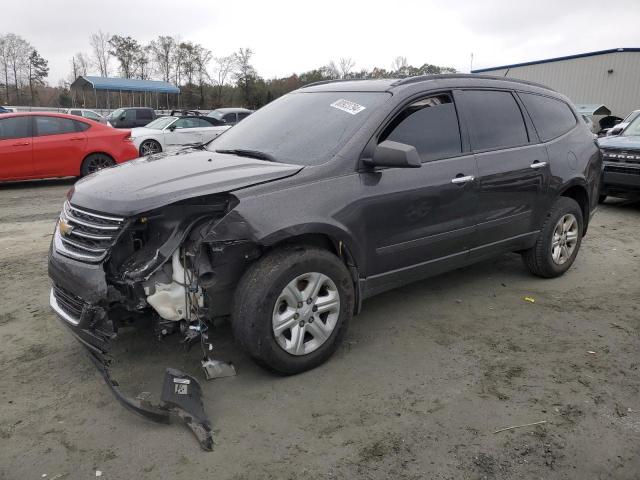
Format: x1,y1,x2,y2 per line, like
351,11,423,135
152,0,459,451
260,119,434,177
71,150,303,216
598,135,640,150
130,127,162,137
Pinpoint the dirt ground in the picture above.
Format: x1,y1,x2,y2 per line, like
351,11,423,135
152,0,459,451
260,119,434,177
0,179,638,480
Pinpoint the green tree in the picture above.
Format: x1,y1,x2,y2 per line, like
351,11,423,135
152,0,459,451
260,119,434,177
27,49,49,105
108,35,140,78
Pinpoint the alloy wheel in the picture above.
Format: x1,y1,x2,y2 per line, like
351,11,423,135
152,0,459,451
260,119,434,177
86,155,114,174
272,272,341,356
551,213,579,265
140,141,161,156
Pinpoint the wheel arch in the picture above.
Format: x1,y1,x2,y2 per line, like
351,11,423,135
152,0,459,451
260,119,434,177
557,181,590,235
80,152,115,176
259,226,364,314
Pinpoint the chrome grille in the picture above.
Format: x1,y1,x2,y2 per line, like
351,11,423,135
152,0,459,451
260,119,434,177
54,201,125,262
604,164,640,175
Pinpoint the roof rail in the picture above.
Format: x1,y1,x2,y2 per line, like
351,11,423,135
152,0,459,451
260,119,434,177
390,73,556,92
301,78,367,88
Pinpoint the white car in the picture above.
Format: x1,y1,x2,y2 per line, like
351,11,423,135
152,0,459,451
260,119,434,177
65,108,107,124
131,116,231,156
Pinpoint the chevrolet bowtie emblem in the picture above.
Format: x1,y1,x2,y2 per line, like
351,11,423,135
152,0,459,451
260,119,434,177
59,218,73,236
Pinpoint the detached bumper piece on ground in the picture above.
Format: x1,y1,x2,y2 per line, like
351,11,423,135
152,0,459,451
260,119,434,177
50,288,215,451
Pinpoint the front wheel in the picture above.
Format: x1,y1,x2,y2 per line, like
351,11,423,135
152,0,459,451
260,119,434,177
232,246,354,375
522,197,583,278
80,153,115,176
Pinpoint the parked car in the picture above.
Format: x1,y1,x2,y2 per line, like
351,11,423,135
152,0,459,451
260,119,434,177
606,109,640,136
131,115,231,155
65,108,107,124
49,75,600,383
598,114,640,201
0,106,10,114
1,106,17,113
0,112,138,181
206,107,252,125
106,107,156,128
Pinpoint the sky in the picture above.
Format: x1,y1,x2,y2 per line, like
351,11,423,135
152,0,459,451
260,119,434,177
4,0,640,84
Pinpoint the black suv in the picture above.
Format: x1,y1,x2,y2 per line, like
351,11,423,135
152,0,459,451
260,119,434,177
49,75,601,376
106,107,156,128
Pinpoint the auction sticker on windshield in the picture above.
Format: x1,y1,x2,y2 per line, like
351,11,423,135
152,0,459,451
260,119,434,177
330,99,366,115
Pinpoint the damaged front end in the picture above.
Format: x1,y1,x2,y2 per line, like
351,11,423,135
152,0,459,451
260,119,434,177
48,193,257,450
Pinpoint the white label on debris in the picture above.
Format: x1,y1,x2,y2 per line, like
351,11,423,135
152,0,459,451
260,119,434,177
330,99,366,115
174,384,189,395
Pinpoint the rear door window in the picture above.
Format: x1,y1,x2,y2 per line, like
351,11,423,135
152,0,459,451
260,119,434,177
463,90,529,151
34,116,78,136
519,93,577,141
380,93,462,162
0,116,31,140
223,113,237,124
136,109,153,120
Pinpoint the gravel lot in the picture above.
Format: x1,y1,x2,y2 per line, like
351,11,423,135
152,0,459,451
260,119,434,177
0,179,638,480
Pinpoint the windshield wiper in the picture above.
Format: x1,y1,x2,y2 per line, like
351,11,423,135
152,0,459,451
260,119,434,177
215,149,276,162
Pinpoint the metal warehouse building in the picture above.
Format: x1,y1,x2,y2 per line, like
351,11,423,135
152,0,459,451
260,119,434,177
472,48,640,118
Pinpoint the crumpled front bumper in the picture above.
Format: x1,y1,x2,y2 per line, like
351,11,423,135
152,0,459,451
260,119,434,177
48,248,215,451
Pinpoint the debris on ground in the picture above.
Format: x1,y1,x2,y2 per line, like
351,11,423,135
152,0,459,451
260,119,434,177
524,296,536,303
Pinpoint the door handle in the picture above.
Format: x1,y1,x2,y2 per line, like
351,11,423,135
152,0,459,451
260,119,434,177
530,161,547,169
70,137,84,141
11,141,30,146
451,175,475,184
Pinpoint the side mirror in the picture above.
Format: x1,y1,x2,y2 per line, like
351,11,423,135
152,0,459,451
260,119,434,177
119,115,126,121
364,140,421,169
168,125,176,132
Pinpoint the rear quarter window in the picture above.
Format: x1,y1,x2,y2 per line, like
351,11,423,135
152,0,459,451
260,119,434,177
519,93,577,141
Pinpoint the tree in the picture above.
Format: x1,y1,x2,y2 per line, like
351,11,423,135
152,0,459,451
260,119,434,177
27,49,48,105
90,30,111,76
108,35,140,78
194,45,212,107
213,54,236,106
0,34,31,104
73,52,90,76
338,57,355,79
233,48,257,106
135,46,151,80
149,35,176,82
391,56,408,74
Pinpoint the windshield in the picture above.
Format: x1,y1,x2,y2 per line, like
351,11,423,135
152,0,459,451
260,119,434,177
621,115,640,137
207,91,390,165
622,110,640,123
144,116,176,130
207,110,224,121
107,108,124,119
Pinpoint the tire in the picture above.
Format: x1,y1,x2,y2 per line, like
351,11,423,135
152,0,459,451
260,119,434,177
232,246,354,375
80,153,115,177
522,196,583,278
139,139,162,156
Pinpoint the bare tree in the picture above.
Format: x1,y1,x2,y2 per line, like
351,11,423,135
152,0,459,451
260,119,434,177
0,35,11,103
325,61,340,79
3,34,32,104
213,54,236,105
135,46,152,80
338,57,355,79
391,56,408,73
148,35,176,82
194,45,212,107
73,52,90,77
90,30,111,77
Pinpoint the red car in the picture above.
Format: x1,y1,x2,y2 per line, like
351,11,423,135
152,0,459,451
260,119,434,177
0,112,139,181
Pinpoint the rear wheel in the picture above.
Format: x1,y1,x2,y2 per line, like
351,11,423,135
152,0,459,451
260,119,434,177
232,246,354,375
522,196,583,278
80,153,115,176
139,139,162,156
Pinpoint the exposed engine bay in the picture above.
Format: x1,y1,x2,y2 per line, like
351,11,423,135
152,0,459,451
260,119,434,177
49,193,263,450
